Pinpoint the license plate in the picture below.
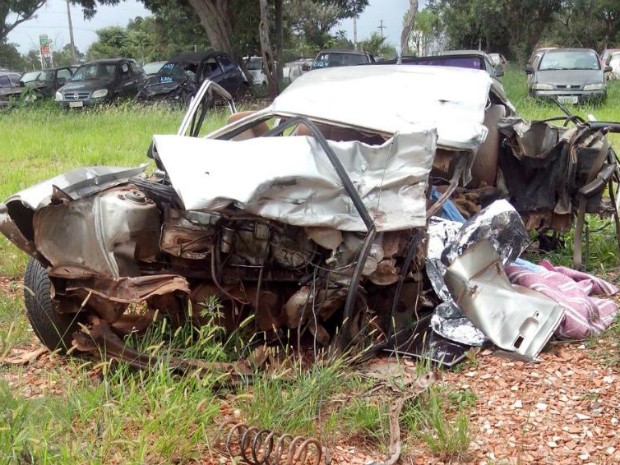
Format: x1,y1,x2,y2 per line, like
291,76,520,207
69,101,84,108
557,95,578,104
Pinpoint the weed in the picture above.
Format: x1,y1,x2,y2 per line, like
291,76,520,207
329,398,389,442
402,384,473,459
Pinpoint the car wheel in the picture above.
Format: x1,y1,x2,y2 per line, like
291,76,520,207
24,258,81,353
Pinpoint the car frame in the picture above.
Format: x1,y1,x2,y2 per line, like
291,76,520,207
1,65,618,368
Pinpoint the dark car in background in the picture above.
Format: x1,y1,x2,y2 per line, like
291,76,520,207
311,49,376,69
55,58,146,108
142,61,167,76
401,50,504,78
22,66,76,98
137,51,248,105
19,71,42,85
0,71,24,107
526,48,608,104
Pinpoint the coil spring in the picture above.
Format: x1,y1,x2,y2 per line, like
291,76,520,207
222,422,323,465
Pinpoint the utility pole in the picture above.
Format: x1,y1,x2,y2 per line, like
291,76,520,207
378,19,386,39
353,15,358,50
66,0,77,64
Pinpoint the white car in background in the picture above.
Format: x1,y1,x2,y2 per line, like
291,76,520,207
245,56,267,86
605,51,620,80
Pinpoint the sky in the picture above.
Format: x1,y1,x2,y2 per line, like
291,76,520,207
8,0,418,56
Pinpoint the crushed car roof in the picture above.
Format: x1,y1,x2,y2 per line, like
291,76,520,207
267,65,497,150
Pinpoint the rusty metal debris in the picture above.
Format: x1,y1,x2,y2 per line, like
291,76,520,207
220,422,322,465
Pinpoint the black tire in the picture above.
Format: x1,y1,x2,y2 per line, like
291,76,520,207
24,258,80,353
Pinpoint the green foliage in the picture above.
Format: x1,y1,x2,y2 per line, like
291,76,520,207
0,40,26,70
541,0,620,51
1,0,45,44
285,0,369,53
240,358,346,437
428,0,562,63
402,385,473,458
359,32,397,59
86,12,210,62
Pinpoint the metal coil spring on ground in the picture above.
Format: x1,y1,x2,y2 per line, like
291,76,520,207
222,422,322,465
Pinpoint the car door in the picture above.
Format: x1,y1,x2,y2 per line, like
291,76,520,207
118,60,139,98
54,68,73,91
200,55,225,88
217,53,241,93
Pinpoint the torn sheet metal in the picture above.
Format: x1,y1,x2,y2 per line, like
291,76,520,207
430,302,487,346
269,65,492,150
153,131,435,232
444,240,564,360
49,266,190,303
0,166,148,255
426,217,462,302
441,199,528,267
33,186,161,278
1,165,147,211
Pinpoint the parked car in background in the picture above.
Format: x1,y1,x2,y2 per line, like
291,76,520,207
400,50,503,78
56,58,146,108
526,48,608,103
606,51,620,80
285,58,313,82
137,51,248,105
0,71,24,107
22,66,75,98
143,61,167,76
489,52,508,71
245,56,267,86
19,71,41,85
600,48,620,67
311,49,376,69
526,47,557,86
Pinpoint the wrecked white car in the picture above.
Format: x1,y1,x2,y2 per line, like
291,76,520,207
1,65,618,368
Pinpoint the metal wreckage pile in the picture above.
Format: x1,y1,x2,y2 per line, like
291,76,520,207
1,66,619,374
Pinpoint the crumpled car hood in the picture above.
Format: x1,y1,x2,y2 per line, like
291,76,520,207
153,128,436,232
270,65,492,150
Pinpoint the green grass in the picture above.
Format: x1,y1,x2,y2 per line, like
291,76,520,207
1,69,620,463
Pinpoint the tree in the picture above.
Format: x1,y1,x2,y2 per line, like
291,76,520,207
0,0,45,44
359,32,396,59
400,0,418,55
428,0,561,64
0,41,26,69
85,13,210,62
542,0,620,51
259,0,277,98
53,43,84,66
410,9,443,56
285,0,368,51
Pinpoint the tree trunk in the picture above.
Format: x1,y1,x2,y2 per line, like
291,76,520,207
400,0,418,56
275,0,283,83
187,0,234,55
259,0,278,99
